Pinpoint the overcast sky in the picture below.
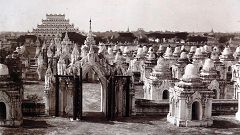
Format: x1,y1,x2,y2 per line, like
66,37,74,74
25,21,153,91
0,0,240,32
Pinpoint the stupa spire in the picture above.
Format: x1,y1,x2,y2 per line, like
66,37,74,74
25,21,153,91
89,18,92,32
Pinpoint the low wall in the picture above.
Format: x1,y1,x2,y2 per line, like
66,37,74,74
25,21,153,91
212,99,238,115
135,99,238,116
135,99,169,116
22,100,45,116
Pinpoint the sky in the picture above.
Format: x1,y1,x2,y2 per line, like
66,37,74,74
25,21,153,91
0,0,240,32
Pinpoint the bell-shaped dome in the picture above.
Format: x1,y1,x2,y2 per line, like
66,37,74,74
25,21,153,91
153,61,166,73
200,46,205,53
220,46,234,61
213,46,220,53
202,58,214,71
150,57,171,79
123,46,129,54
156,57,166,66
136,47,143,56
148,47,154,53
174,46,181,53
204,45,212,53
142,46,148,53
108,47,113,55
173,46,181,57
120,46,125,52
180,52,188,59
0,63,9,76
181,45,185,51
222,47,232,56
176,52,190,66
147,50,156,60
189,46,196,53
235,46,240,54
113,45,118,51
194,48,202,56
158,45,164,51
182,64,199,79
164,47,173,57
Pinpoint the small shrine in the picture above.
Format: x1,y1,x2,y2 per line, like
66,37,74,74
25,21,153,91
167,64,214,127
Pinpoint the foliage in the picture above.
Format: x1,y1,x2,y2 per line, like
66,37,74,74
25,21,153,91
218,35,235,43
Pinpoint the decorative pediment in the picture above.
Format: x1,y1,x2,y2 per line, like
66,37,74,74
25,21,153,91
208,79,220,91
0,91,11,104
192,91,202,101
158,80,172,91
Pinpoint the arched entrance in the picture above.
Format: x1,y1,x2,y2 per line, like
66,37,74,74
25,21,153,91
53,59,132,120
82,67,103,116
191,101,201,120
162,90,169,99
0,102,6,120
81,63,108,119
213,89,217,99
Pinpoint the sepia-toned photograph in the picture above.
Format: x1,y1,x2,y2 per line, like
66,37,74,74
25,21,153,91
0,0,240,134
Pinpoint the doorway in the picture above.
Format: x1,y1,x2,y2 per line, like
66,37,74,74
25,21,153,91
213,89,217,99
0,102,6,120
82,68,104,118
162,90,169,99
191,101,201,120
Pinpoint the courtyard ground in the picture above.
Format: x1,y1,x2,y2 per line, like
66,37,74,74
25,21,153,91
1,115,240,135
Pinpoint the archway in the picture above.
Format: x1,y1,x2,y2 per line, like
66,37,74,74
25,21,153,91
0,102,6,120
82,68,102,112
191,101,202,120
169,67,173,78
199,67,202,72
81,63,108,118
162,90,169,99
213,89,217,99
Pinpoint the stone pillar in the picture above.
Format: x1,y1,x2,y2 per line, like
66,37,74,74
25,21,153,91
235,80,240,120
44,89,50,115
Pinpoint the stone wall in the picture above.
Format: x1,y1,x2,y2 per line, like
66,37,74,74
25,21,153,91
135,99,169,116
134,99,238,116
22,101,45,116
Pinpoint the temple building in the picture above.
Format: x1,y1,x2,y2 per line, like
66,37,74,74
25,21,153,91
32,14,79,39
0,63,23,126
144,57,174,100
167,64,214,127
233,53,240,120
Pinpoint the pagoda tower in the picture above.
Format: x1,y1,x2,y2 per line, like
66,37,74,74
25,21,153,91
219,46,235,98
187,46,196,61
32,14,79,39
0,63,23,126
167,64,214,127
219,46,235,81
172,52,191,79
142,47,157,80
233,52,240,120
232,48,240,99
157,44,165,57
200,59,224,99
172,46,181,60
129,48,144,83
192,48,206,72
144,57,173,100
